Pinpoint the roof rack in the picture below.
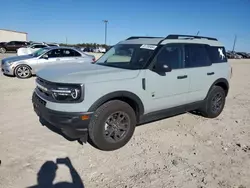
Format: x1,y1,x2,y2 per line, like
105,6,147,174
126,36,163,40
165,34,218,41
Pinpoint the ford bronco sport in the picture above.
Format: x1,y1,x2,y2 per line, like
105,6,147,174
32,34,232,151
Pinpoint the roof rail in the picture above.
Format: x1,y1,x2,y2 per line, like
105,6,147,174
165,34,218,41
126,36,163,40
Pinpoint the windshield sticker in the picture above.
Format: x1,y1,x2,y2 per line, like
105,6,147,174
140,44,157,50
218,48,225,59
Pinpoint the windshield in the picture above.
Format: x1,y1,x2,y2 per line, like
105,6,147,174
26,44,35,48
32,48,49,57
95,44,157,69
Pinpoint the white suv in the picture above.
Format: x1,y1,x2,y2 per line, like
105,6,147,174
32,34,232,151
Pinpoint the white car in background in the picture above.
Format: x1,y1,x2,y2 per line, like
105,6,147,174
17,43,59,56
93,47,106,53
2,46,96,79
99,47,106,53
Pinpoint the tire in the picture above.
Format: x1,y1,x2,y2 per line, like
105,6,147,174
201,86,226,118
0,47,6,54
14,65,32,79
88,100,136,151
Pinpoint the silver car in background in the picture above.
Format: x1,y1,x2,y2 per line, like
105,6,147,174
1,46,96,79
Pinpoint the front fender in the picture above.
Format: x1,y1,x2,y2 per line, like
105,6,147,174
88,91,144,115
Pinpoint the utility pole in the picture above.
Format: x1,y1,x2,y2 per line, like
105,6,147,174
103,20,108,45
232,35,237,52
65,36,68,45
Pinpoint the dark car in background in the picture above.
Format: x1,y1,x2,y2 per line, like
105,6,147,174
0,42,6,46
0,41,30,53
236,52,250,59
226,52,234,59
83,47,94,52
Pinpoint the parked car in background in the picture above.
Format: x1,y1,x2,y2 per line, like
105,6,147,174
98,47,106,53
93,48,99,53
17,43,48,56
1,46,95,79
233,53,242,59
0,42,6,46
90,47,106,53
226,52,234,59
0,41,30,53
83,47,95,52
236,52,250,59
17,43,60,56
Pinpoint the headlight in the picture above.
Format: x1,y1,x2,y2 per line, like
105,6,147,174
7,61,15,65
51,86,82,102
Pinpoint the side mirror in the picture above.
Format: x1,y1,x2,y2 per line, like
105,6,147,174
154,63,172,73
41,54,48,59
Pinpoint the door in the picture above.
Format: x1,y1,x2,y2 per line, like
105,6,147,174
184,44,215,103
144,43,190,113
34,49,62,72
5,41,16,51
15,41,25,49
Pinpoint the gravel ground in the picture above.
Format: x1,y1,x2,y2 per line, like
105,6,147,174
0,55,250,188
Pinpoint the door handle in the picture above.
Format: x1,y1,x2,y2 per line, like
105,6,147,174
56,58,60,61
207,72,214,75
177,75,188,79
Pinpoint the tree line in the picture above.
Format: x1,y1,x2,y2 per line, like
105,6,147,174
59,43,110,48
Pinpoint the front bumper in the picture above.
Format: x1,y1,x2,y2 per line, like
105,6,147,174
1,63,14,75
32,92,93,140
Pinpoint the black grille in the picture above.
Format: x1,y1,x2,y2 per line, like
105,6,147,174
33,92,46,106
35,77,84,103
36,77,55,98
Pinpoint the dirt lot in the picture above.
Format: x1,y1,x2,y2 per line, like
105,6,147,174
0,55,250,188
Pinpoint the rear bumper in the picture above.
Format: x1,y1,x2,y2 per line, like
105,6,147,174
32,92,93,139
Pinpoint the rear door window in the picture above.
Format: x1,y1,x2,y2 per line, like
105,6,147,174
184,44,211,68
7,41,16,45
15,41,26,45
154,44,183,69
61,49,81,57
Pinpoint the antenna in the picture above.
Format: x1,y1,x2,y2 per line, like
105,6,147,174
232,35,237,52
196,31,200,36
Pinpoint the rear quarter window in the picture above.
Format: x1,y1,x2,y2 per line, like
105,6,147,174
207,46,227,63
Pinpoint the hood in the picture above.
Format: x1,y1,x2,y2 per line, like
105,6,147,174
2,54,34,64
36,63,140,84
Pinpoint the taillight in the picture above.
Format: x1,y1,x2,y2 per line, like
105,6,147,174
92,57,96,62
